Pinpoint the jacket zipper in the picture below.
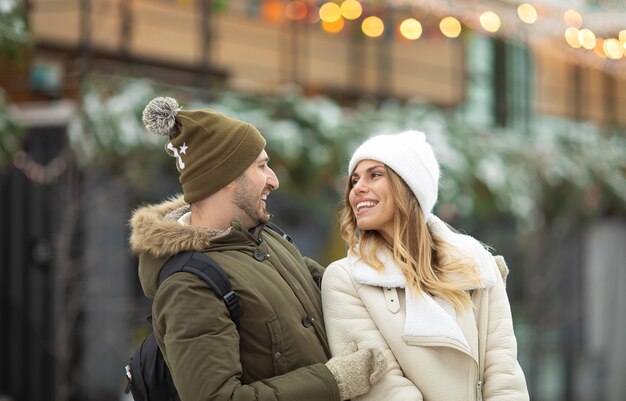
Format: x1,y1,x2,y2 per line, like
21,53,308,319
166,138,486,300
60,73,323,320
476,320,482,401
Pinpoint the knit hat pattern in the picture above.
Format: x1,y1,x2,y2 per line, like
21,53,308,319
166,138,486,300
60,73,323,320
348,130,440,219
143,97,266,204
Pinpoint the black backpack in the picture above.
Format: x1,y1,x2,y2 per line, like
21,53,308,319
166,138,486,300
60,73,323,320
124,251,242,401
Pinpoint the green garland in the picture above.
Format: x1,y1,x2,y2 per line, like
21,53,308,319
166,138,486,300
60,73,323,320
4,74,626,225
0,0,30,64
0,88,22,167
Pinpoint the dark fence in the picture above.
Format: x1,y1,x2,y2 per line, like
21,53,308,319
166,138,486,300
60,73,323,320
0,124,80,401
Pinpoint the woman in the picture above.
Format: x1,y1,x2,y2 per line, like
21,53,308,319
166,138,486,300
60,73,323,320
322,130,529,401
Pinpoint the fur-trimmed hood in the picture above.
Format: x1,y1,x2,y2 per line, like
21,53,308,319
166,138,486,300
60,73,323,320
129,195,230,259
129,195,232,298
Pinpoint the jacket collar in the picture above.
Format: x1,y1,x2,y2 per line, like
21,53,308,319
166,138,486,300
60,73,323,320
129,195,232,259
349,214,497,290
131,195,266,299
348,214,497,348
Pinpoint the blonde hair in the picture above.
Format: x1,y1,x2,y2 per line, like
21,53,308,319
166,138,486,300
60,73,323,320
340,166,479,311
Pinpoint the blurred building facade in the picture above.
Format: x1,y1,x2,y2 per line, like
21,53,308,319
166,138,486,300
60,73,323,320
1,1,625,400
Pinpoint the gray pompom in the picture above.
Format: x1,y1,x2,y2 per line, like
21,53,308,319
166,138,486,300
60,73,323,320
142,97,182,136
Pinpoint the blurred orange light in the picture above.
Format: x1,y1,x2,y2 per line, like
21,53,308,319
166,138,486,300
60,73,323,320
565,27,581,48
564,9,582,28
517,3,537,24
319,2,342,23
399,18,422,40
362,16,384,38
603,38,623,60
322,17,345,33
594,39,607,58
340,0,362,20
480,11,501,33
262,0,284,23
578,28,596,50
286,1,307,21
439,16,462,38
307,5,321,24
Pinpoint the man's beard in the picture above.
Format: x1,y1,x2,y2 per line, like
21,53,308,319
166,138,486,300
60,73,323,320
233,175,270,227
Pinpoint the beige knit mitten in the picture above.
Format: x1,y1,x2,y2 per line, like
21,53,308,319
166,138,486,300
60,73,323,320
326,342,387,400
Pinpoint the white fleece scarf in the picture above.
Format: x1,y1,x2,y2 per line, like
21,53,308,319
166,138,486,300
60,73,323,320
349,214,497,348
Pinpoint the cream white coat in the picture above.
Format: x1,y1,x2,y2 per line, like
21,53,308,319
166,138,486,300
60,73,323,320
322,216,529,401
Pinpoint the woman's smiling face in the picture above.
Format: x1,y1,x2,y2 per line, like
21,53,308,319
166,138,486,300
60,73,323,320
349,160,397,243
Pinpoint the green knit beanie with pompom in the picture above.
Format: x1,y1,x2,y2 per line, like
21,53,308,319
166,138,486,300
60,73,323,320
142,97,266,204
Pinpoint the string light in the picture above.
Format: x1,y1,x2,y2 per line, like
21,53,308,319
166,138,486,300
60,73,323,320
307,4,320,24
319,2,341,23
261,0,283,23
362,16,384,38
440,16,462,38
479,11,501,33
399,18,422,40
564,9,583,28
565,27,582,48
517,3,538,24
322,17,344,33
249,0,626,74
389,0,626,76
12,149,69,185
603,38,623,59
285,1,307,21
578,28,596,50
340,0,362,20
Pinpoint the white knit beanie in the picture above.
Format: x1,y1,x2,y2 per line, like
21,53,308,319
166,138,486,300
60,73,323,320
348,130,440,219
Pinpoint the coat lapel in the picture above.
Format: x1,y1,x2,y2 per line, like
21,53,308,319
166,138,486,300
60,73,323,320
351,254,471,347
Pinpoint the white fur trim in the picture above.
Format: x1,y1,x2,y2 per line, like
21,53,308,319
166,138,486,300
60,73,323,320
177,211,192,225
404,293,466,347
350,253,469,347
348,216,497,347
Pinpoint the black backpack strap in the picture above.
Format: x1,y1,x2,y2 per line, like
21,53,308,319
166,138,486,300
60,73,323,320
266,221,292,243
158,252,242,328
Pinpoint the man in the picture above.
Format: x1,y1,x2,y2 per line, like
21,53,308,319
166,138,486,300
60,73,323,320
129,97,385,401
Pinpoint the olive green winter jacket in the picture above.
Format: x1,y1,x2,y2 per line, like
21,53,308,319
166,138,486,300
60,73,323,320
129,196,341,401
